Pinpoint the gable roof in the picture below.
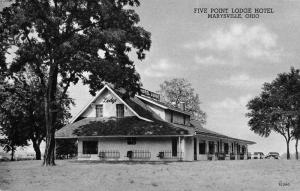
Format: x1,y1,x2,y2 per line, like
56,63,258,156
136,95,191,115
190,120,255,145
70,85,152,123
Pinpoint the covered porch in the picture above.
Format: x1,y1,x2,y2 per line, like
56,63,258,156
193,134,254,161
74,135,194,161
55,116,194,161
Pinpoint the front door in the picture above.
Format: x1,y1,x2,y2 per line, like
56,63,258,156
194,138,197,160
172,138,177,157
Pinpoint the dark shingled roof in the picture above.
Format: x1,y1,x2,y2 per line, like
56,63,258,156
56,117,189,138
137,95,191,115
190,120,256,144
123,96,162,121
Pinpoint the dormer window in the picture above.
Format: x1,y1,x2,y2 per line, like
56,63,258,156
116,104,124,118
96,104,103,117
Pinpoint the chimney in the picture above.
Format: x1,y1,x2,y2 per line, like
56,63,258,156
179,102,185,111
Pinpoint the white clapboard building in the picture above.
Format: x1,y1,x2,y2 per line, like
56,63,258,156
55,85,255,161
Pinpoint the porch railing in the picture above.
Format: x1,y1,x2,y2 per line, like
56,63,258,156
98,150,120,159
215,152,226,160
78,154,91,158
157,151,183,160
247,153,251,159
240,154,245,160
126,150,151,159
207,153,214,160
230,153,235,160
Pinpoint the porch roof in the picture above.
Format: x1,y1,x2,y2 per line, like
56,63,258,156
55,116,190,138
190,120,255,145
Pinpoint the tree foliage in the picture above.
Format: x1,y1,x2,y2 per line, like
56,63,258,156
246,67,300,159
0,69,73,160
0,0,151,165
158,78,206,124
56,139,77,159
0,75,29,160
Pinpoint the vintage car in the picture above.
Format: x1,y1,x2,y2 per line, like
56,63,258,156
253,152,264,159
247,152,252,159
265,152,280,159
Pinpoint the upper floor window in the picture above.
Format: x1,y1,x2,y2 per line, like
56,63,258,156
96,104,103,117
116,104,124,118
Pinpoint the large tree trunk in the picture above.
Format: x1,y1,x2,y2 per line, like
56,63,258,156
286,139,291,160
32,139,42,160
296,138,299,160
43,63,58,166
10,147,14,161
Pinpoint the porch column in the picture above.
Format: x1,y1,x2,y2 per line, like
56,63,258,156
234,143,238,160
221,140,224,153
180,137,185,160
205,140,209,154
214,142,218,160
78,140,83,156
178,136,181,157
214,142,218,153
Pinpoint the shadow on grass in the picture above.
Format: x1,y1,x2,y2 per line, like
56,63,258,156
67,159,180,165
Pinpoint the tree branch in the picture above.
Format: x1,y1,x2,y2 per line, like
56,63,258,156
59,71,76,103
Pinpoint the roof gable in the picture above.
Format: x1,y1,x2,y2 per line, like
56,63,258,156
70,85,152,123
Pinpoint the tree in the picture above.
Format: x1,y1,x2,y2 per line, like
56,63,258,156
158,78,206,124
294,119,300,160
0,0,151,165
246,67,300,160
0,77,29,161
0,70,73,160
56,139,77,159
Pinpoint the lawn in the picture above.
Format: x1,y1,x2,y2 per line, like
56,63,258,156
1,159,300,191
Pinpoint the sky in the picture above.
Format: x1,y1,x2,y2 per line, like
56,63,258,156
70,0,300,155
1,0,299,155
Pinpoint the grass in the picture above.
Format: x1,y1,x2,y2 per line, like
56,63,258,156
1,159,300,191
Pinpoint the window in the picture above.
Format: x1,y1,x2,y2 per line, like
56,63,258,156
83,141,98,154
170,112,173,123
209,141,215,154
96,104,103,117
116,104,124,118
199,142,206,154
242,146,246,154
127,137,136,145
224,143,229,154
